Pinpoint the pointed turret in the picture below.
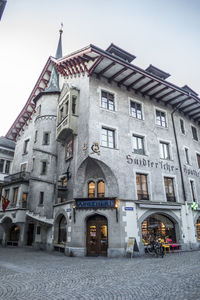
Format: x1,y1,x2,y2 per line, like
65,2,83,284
45,25,63,93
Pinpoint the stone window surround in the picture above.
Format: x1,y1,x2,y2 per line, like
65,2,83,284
86,178,105,198
180,118,185,135
43,131,51,145
100,123,118,149
133,169,152,201
129,98,144,120
162,174,179,203
154,106,168,128
158,138,173,161
132,134,145,155
98,86,117,112
189,178,196,202
191,125,198,142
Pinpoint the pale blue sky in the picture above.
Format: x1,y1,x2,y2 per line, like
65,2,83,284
0,0,199,136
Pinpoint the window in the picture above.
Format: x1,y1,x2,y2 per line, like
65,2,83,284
20,163,27,172
197,154,200,168
101,91,115,111
22,193,28,208
72,96,77,114
23,139,29,154
65,101,69,116
5,161,10,174
88,181,95,198
5,189,10,200
36,104,41,116
43,132,50,145
41,161,47,175
164,177,175,202
191,126,198,141
36,226,41,235
13,188,19,206
130,101,142,119
160,142,170,159
101,127,115,148
190,181,196,202
97,181,105,198
60,107,64,122
34,130,38,143
136,174,149,200
39,192,44,205
32,158,35,171
180,119,185,134
185,148,189,164
156,110,167,127
0,159,4,173
65,140,73,160
133,135,145,155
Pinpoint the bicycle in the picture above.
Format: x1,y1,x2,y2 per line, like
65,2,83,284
146,240,164,258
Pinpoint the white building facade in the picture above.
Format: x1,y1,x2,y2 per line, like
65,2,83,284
1,36,200,256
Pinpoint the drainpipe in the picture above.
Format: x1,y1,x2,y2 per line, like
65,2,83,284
171,102,187,202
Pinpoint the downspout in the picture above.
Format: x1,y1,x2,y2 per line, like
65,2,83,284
171,102,187,202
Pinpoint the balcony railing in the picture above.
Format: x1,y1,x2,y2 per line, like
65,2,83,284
4,171,30,183
166,195,176,202
137,193,149,200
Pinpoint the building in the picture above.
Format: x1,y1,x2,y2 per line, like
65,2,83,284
1,31,200,256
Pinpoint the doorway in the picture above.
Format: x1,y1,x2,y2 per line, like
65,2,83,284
27,223,34,246
86,214,108,256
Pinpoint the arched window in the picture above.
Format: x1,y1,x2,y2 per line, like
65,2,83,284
58,216,67,244
97,181,105,198
88,181,95,198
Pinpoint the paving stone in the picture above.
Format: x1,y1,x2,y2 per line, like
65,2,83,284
0,248,200,299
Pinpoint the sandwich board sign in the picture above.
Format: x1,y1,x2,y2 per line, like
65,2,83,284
126,237,135,258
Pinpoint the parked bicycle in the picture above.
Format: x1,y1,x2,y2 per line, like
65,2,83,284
146,239,164,258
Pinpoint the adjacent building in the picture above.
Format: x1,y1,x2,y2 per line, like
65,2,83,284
1,32,200,256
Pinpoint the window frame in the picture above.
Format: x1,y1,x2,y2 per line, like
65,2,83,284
23,139,30,154
159,141,170,160
136,173,149,200
129,99,143,120
180,119,185,135
190,180,196,202
41,161,47,175
0,159,5,173
39,191,44,206
43,132,50,145
164,177,176,202
101,90,115,111
197,153,200,169
191,125,198,141
155,109,167,128
101,127,116,149
132,134,145,155
184,147,190,165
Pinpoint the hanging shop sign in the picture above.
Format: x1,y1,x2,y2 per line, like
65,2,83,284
76,199,115,209
126,155,179,173
91,142,100,155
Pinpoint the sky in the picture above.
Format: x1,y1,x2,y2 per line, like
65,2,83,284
0,0,200,137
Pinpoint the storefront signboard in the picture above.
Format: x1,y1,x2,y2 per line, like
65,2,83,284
76,199,115,209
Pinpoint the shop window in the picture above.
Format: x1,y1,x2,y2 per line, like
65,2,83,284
191,126,198,141
65,140,73,160
23,139,29,154
196,217,200,241
5,160,11,174
97,181,105,198
39,192,44,205
130,100,142,120
190,181,196,202
72,96,77,114
160,142,170,160
180,119,185,134
0,159,4,173
164,177,176,202
197,154,200,168
13,188,19,207
101,91,115,111
136,173,149,200
41,161,47,175
185,148,190,164
101,127,115,148
43,132,50,145
88,181,95,198
133,135,145,155
156,110,167,127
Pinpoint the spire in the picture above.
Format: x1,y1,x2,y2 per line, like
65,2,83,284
55,23,63,59
45,25,63,93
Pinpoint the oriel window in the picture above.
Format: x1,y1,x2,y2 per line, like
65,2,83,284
101,91,115,111
130,101,142,120
136,174,149,200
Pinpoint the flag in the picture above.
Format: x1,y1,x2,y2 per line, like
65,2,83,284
2,195,10,212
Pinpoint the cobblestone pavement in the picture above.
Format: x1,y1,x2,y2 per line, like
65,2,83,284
0,248,200,300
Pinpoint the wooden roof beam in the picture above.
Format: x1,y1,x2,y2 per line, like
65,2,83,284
118,71,137,87
188,110,200,118
108,67,127,83
150,86,169,99
127,75,145,90
142,82,161,95
172,97,191,108
97,61,116,77
184,106,200,114
156,90,175,101
74,57,84,73
62,62,72,76
70,59,80,74
78,57,89,74
135,79,154,92
164,94,183,105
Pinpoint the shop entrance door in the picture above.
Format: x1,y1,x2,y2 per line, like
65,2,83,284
27,224,34,246
87,215,108,256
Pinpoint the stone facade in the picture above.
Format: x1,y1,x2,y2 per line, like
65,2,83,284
1,42,200,256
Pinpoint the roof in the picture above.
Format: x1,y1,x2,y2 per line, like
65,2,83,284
0,136,15,150
6,43,200,140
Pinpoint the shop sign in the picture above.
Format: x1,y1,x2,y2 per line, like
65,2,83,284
66,208,71,212
191,202,198,211
125,207,134,211
76,199,115,209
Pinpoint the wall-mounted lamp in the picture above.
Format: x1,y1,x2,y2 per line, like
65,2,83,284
73,205,76,223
